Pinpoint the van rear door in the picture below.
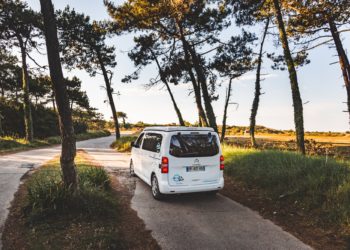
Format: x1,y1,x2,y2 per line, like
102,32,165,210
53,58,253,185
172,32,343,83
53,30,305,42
167,132,221,186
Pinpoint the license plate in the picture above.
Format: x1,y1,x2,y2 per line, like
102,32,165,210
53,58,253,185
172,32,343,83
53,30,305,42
186,166,205,172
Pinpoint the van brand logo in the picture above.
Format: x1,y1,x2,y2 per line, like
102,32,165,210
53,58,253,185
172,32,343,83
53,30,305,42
173,174,184,182
194,159,200,165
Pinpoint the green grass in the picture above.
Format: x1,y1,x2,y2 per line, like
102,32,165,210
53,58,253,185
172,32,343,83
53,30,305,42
0,130,111,153
222,145,350,225
111,136,137,152
19,152,120,248
26,152,113,219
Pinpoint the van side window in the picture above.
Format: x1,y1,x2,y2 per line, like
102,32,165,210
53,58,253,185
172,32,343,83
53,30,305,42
134,133,144,148
142,133,162,153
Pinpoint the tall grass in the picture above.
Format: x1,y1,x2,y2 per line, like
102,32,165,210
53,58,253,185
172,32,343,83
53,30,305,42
110,136,137,152
26,152,113,219
222,145,350,224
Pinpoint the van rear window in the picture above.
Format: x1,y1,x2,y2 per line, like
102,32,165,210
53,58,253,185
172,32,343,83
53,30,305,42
169,134,219,157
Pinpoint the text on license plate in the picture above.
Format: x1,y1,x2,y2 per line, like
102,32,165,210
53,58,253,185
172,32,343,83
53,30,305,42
186,166,205,172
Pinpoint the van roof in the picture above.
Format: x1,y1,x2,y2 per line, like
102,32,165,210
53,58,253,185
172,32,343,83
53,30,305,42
143,126,215,132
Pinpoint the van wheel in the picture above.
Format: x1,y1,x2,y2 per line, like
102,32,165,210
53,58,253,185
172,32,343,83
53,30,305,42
151,175,163,200
207,191,218,196
129,160,135,177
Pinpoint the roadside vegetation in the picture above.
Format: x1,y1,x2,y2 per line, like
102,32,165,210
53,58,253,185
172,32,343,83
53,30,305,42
224,136,350,161
0,130,110,154
110,136,137,152
2,151,159,249
222,145,350,249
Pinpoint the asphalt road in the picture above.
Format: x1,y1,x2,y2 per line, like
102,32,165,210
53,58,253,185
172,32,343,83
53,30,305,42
0,135,311,250
132,182,311,250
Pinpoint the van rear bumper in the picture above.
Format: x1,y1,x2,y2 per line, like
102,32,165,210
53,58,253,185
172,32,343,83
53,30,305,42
159,177,224,194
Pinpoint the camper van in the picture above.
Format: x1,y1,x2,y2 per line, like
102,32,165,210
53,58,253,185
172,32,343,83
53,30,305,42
130,127,224,200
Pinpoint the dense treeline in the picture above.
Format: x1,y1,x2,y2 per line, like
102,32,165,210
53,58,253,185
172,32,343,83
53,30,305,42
0,1,104,139
0,64,103,138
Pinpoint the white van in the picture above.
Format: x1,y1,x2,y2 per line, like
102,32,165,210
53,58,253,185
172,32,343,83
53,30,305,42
130,126,224,200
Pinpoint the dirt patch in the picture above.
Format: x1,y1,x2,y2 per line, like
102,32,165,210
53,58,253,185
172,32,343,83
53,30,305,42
221,176,349,250
1,153,160,250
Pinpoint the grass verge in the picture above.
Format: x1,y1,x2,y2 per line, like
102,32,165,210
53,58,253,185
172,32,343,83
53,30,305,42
0,130,111,154
2,150,159,249
110,136,137,152
221,145,350,249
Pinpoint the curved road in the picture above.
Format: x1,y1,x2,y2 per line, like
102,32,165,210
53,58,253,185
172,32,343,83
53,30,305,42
0,135,311,249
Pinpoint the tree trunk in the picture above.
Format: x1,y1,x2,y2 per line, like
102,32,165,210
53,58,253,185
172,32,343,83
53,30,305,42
190,68,208,127
96,50,120,140
250,18,270,148
328,17,350,128
18,39,34,142
0,82,4,97
0,112,3,136
221,78,233,143
175,19,217,131
52,95,57,112
273,0,305,154
185,39,218,132
40,0,78,189
176,22,208,127
190,51,218,132
183,48,208,127
161,77,186,126
151,51,185,126
122,117,126,128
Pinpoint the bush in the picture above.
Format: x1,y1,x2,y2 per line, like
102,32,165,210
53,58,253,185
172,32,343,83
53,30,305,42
0,136,28,149
223,145,350,224
110,136,137,152
26,154,113,218
78,165,110,190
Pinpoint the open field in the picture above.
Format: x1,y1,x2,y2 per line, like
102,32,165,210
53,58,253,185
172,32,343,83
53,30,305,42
230,134,350,145
224,134,350,160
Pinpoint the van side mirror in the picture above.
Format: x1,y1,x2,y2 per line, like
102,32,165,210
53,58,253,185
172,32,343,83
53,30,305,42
131,141,135,148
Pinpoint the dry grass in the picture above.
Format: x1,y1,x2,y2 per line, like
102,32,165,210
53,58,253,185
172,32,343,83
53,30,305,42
224,135,350,160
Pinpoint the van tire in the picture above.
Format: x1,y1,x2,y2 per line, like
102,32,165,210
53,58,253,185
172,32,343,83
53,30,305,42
151,175,163,200
130,160,136,177
207,191,218,196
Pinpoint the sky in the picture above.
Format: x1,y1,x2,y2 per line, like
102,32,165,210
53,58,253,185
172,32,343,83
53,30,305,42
24,0,350,132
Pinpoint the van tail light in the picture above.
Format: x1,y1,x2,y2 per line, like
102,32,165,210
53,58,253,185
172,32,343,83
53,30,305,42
220,155,224,171
161,157,169,174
